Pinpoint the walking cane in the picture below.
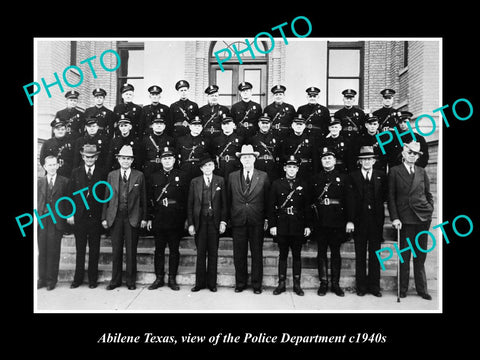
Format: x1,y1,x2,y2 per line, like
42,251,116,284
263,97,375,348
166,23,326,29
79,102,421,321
396,226,401,303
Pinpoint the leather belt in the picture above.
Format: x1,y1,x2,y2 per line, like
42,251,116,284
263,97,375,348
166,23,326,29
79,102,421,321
161,198,177,207
174,122,186,127
343,126,358,131
258,155,274,161
282,206,295,215
184,158,200,163
219,155,236,162
300,158,312,164
272,124,289,130
149,158,162,163
319,198,340,206
306,124,321,130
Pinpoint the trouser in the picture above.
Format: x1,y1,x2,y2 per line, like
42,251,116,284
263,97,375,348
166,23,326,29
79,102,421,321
110,211,138,287
232,224,264,289
276,236,303,278
153,228,183,277
399,221,431,294
194,215,219,288
73,216,101,285
37,220,63,287
314,227,344,286
354,214,382,293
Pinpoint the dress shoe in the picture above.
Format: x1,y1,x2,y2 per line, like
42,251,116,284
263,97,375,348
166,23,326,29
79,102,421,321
106,284,119,291
148,278,165,290
46,284,56,291
234,286,245,293
370,290,382,297
88,283,97,289
331,285,345,297
317,283,327,296
357,290,366,296
293,278,304,296
399,291,407,298
70,282,81,289
419,292,432,300
253,288,262,294
191,285,204,292
127,285,136,290
273,282,286,295
209,287,217,292
37,281,46,290
168,276,180,291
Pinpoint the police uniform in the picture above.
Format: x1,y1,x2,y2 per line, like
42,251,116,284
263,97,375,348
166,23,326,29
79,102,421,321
264,85,296,140
268,155,312,296
321,117,353,173
146,147,188,290
231,82,262,141
310,147,349,296
113,83,143,137
174,116,211,182
281,114,318,180
250,114,282,182
211,116,244,180
73,117,110,169
351,114,387,172
139,114,174,179
105,116,142,171
54,90,85,141
40,118,74,178
372,89,398,133
83,88,116,139
296,87,331,139
334,89,366,140
140,85,171,137
199,85,231,138
170,80,199,139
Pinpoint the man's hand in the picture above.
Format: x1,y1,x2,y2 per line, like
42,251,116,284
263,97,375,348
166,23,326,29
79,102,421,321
188,225,195,236
219,221,226,234
264,219,269,231
140,220,147,229
270,227,277,237
102,220,108,229
67,217,74,226
304,227,311,237
392,219,402,230
346,222,355,233
146,220,152,231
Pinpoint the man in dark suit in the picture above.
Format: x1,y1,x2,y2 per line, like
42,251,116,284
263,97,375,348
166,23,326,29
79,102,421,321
146,147,188,291
187,155,227,292
101,145,147,290
68,144,107,289
37,155,69,290
388,141,434,300
269,155,312,296
346,146,388,297
228,145,270,294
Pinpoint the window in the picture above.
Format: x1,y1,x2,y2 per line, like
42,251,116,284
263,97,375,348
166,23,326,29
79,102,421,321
116,41,145,104
403,41,409,68
327,41,364,109
70,41,77,65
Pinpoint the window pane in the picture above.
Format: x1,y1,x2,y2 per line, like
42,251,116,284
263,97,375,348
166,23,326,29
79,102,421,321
126,50,144,77
216,69,233,107
126,78,146,106
329,49,360,77
328,79,360,106
244,69,261,104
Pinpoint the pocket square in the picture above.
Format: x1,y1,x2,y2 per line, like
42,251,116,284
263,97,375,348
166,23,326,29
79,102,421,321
215,186,221,191
134,184,139,187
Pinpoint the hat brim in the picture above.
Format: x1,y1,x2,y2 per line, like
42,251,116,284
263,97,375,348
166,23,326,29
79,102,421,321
358,154,376,159
236,151,260,158
80,151,100,156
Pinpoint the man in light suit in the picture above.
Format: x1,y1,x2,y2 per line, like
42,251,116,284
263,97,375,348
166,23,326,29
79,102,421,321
388,141,434,300
188,155,227,292
37,155,70,290
228,144,270,294
68,144,107,289
101,145,147,290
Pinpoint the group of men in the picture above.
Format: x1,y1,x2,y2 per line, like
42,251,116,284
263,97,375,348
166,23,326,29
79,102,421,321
37,80,434,301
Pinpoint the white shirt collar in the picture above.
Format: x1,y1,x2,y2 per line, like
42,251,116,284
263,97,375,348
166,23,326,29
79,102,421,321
404,162,415,173
47,173,57,183
85,164,95,173
122,168,132,178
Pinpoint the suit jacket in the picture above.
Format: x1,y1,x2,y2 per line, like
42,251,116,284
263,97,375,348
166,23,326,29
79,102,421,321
101,168,147,228
388,164,434,224
228,169,270,227
347,169,388,227
69,165,107,221
187,174,227,231
37,175,69,231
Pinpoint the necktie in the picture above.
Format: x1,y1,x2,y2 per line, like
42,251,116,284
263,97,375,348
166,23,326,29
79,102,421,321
48,177,54,191
246,171,251,185
365,170,370,181
123,170,127,183
87,167,92,180
206,176,210,187
410,166,414,175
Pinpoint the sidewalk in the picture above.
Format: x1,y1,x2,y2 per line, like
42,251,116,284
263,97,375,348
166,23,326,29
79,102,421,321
36,282,440,312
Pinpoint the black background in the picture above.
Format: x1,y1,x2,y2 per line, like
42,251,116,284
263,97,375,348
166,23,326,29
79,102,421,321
7,4,478,356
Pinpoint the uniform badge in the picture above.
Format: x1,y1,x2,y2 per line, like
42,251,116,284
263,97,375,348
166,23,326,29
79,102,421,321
133,107,136,111
98,140,102,144
175,176,179,182
130,141,134,146
286,107,289,111
296,186,303,190
305,139,309,144
336,177,340,182
253,106,256,110
201,141,205,146
340,142,344,147
272,139,276,143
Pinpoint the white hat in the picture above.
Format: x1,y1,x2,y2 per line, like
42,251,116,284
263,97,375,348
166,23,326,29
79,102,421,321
116,145,134,158
235,144,260,158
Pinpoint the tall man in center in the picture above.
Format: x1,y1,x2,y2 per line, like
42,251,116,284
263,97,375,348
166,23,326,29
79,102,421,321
228,145,270,294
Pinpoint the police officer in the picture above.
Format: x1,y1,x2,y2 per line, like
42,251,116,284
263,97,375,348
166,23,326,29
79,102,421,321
334,89,366,141
105,115,142,172
73,117,109,169
199,85,230,139
140,85,170,137
321,117,353,173
296,87,331,140
231,81,262,141
281,114,318,180
113,83,143,137
250,113,282,182
269,155,312,296
54,90,85,141
211,115,244,180
175,115,211,182
83,88,115,139
373,88,398,133
40,118,74,178
139,114,174,179
351,114,387,172
310,147,349,297
387,111,429,169
264,85,296,140
146,147,188,291
170,80,199,139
